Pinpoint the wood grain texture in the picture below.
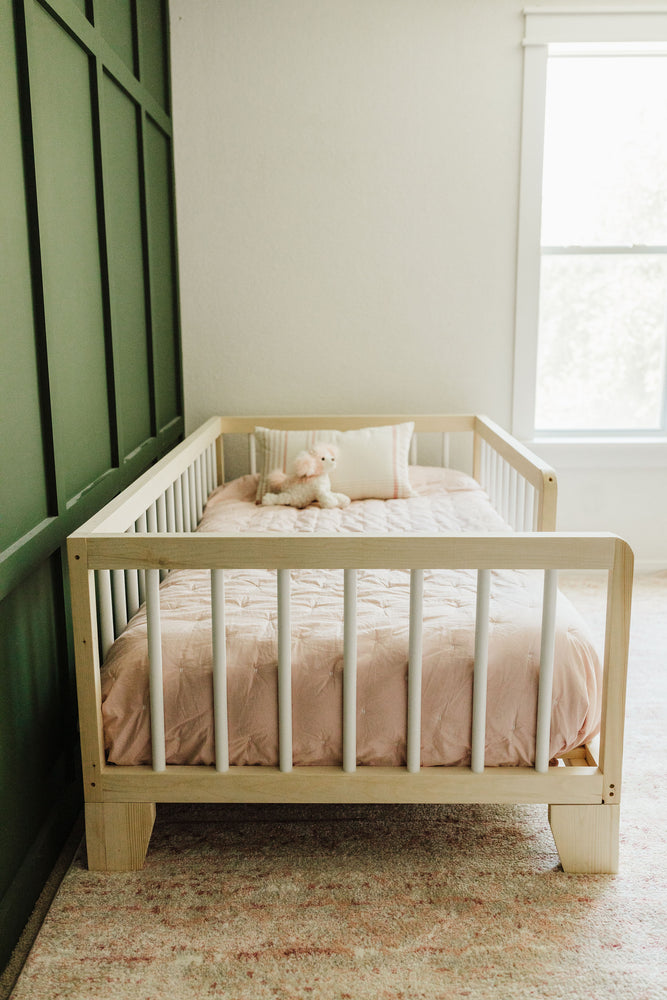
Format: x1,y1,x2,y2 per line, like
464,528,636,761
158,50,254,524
85,802,156,872
99,764,604,806
549,803,620,874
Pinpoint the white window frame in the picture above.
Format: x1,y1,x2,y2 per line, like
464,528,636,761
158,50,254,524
513,6,667,468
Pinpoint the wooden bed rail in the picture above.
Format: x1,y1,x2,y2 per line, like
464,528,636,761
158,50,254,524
69,531,632,789
68,415,557,659
73,414,556,537
473,415,557,531
67,416,633,875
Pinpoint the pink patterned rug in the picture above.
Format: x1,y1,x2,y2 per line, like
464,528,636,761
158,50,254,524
10,574,667,1000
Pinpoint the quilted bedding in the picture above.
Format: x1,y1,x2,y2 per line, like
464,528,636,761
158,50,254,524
100,467,602,768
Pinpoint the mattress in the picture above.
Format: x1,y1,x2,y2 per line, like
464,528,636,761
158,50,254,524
100,466,602,768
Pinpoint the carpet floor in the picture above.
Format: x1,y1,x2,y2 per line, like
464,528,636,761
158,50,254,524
9,573,667,1000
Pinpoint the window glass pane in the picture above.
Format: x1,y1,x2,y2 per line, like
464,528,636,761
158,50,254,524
535,255,667,431
541,55,667,247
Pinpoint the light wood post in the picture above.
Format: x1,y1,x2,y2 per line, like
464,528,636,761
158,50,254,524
549,803,620,874
85,802,156,872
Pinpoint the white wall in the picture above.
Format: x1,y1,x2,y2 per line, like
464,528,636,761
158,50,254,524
169,0,667,568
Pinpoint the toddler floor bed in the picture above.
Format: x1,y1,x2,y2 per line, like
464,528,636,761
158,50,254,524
68,415,633,874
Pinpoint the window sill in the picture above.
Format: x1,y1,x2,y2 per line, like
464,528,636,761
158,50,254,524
523,436,667,470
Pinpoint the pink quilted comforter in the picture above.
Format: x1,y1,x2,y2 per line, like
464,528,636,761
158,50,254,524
101,467,601,767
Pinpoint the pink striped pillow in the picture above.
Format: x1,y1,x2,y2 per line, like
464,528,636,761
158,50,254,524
254,423,415,503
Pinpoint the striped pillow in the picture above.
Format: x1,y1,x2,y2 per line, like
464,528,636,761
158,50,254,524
254,423,415,503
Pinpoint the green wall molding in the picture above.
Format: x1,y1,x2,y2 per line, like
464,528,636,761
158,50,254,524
0,0,182,972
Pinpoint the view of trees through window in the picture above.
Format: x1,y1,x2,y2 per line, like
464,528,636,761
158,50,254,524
535,48,667,432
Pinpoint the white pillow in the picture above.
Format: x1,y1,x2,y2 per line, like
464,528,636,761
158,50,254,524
254,423,415,503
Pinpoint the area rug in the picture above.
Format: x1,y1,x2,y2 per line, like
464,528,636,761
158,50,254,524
10,574,667,1000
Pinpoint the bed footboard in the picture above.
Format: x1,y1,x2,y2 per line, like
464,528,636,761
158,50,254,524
67,416,632,874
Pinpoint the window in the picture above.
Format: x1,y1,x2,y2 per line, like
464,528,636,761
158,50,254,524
514,10,667,456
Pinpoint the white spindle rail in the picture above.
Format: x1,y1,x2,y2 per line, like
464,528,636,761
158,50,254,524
277,569,293,773
535,569,558,772
471,568,491,774
211,569,229,772
406,569,424,774
111,569,128,634
98,569,114,659
343,569,358,773
146,568,166,772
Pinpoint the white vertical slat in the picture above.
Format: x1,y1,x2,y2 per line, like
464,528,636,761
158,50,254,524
181,470,192,532
126,569,140,619
492,452,502,513
442,432,451,468
406,569,424,774
135,511,147,605
486,444,493,497
535,568,558,773
166,483,176,533
98,570,115,658
195,454,205,521
516,475,526,534
193,457,202,522
207,443,215,495
471,569,491,774
155,496,168,580
146,501,158,534
523,480,534,531
157,493,167,533
201,451,208,505
480,440,490,493
204,446,212,496
125,523,140,619
249,434,257,475
409,435,417,465
145,569,166,773
277,569,292,772
188,465,198,530
211,569,229,772
111,569,128,634
532,486,540,531
174,476,185,533
501,460,510,522
343,569,357,773
483,444,491,497
482,444,491,497
509,467,519,530
211,441,218,490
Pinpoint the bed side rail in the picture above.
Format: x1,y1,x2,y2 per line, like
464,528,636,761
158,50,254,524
74,416,224,536
69,417,223,656
68,414,555,659
216,414,556,530
473,415,557,531
69,531,633,808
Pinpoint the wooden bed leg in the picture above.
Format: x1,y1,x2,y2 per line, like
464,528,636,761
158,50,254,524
548,804,620,874
85,802,156,872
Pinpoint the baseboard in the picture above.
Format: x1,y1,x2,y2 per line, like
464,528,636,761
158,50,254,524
634,561,667,575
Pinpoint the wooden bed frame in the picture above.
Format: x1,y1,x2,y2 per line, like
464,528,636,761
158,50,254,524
67,415,633,874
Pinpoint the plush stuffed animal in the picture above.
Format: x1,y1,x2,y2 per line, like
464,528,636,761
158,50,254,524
262,443,351,509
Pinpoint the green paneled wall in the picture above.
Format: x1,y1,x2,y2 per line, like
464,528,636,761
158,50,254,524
30,3,114,501
146,118,181,430
0,0,182,973
102,73,153,457
0,3,50,554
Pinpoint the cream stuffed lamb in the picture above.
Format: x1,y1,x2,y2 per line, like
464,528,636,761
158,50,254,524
261,443,351,509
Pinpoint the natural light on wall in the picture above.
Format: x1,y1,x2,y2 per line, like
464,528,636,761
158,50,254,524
535,44,667,433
